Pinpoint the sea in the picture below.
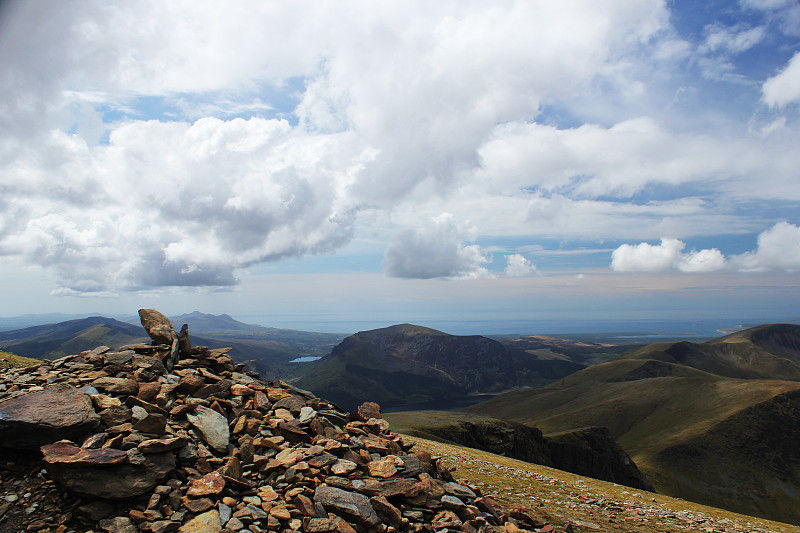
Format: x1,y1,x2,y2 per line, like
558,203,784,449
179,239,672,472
238,315,800,339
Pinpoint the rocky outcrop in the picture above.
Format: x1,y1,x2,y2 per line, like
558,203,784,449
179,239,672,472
0,309,559,533
545,427,654,492
407,420,653,492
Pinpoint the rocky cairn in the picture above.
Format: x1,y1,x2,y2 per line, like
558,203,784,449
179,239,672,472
0,310,558,533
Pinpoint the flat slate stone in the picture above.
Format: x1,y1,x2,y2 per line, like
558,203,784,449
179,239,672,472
0,383,99,448
187,406,229,452
178,509,221,532
313,486,380,526
44,450,175,500
41,442,128,465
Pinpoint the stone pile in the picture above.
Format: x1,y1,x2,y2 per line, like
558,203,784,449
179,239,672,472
0,309,558,533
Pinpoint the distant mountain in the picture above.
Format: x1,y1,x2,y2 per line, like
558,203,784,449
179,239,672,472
170,311,268,333
0,313,92,332
617,323,800,380
466,323,800,524
0,313,345,381
295,323,585,411
0,317,146,359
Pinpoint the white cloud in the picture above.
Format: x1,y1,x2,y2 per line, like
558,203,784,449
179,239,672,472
731,222,800,271
611,238,687,272
610,238,727,273
0,118,372,291
677,248,727,273
702,23,766,54
382,214,490,279
741,0,792,11
504,254,537,277
763,51,800,107
611,223,800,274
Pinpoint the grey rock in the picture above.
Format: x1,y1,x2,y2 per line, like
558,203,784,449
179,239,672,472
187,405,230,452
313,486,380,526
443,481,476,499
98,516,138,533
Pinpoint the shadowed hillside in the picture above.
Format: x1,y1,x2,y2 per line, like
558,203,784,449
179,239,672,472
296,324,585,411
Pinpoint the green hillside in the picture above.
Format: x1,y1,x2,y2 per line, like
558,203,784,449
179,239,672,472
464,324,800,524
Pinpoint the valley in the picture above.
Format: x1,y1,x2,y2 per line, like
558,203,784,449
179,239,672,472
3,312,800,526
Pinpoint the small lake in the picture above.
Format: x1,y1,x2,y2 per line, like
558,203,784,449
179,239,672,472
289,356,322,363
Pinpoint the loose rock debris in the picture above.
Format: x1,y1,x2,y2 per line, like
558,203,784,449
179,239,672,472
1,309,562,533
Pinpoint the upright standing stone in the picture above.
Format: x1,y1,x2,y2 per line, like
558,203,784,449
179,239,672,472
138,309,177,345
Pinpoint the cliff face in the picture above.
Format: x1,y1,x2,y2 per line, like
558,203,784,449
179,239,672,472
407,420,653,492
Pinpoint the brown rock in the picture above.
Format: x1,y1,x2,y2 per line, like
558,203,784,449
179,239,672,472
182,498,215,513
186,471,225,497
100,405,133,426
370,496,403,528
269,505,292,520
253,390,271,411
357,402,382,420
133,413,168,435
137,382,161,402
41,442,128,465
367,456,399,478
137,436,188,453
45,450,175,499
303,517,337,532
178,509,220,532
92,377,139,395
0,383,100,448
138,309,177,345
293,493,317,516
98,516,138,533
277,421,311,443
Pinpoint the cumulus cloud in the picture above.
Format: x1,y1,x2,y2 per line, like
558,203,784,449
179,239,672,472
504,254,537,277
0,0,677,292
730,222,800,271
610,238,687,272
763,52,800,107
0,118,371,291
383,214,490,279
676,248,728,273
611,238,727,273
611,223,800,274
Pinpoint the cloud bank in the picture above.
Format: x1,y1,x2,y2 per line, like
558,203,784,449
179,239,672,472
0,1,798,292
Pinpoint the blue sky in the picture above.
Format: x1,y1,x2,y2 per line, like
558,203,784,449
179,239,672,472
0,1,799,332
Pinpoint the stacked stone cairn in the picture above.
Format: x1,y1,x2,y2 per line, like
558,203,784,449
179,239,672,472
0,309,555,533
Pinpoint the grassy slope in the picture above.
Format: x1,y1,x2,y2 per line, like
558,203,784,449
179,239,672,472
409,435,799,533
464,356,800,523
0,350,40,370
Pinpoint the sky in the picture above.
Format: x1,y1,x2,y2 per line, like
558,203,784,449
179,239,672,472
1,0,800,332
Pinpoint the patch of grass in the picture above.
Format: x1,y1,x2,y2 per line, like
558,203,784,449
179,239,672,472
407,434,800,533
0,350,40,370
